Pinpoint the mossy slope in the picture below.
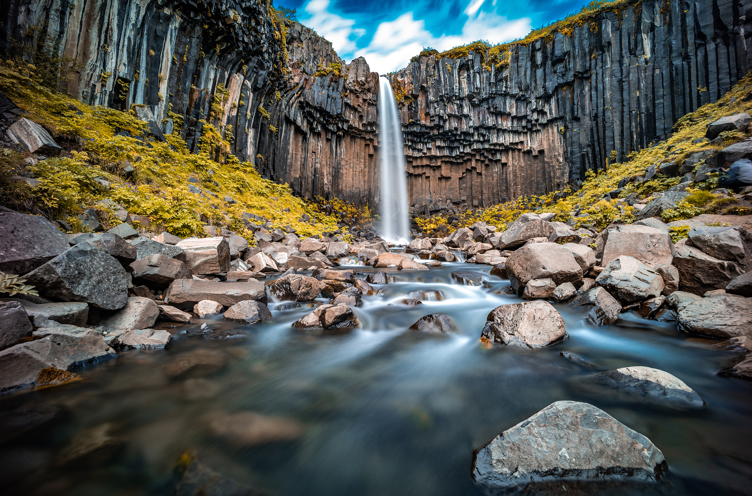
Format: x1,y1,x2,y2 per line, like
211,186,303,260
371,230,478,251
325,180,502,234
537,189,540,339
0,59,345,240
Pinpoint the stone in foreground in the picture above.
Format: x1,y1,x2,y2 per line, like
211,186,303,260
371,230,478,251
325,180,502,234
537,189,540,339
130,254,191,288
472,401,667,490
598,366,704,408
24,243,129,310
158,305,193,324
481,301,567,348
267,274,326,301
99,297,160,342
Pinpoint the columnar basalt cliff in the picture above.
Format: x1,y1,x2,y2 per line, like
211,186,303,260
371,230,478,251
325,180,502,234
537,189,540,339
1,0,751,213
1,0,379,205
390,0,752,212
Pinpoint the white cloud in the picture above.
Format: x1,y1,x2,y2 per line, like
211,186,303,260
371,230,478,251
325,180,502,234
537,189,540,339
301,0,533,74
304,0,362,54
465,0,486,17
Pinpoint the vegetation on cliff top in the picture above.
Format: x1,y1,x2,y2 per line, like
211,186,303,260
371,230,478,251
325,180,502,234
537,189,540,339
0,59,347,240
408,0,641,70
416,72,752,236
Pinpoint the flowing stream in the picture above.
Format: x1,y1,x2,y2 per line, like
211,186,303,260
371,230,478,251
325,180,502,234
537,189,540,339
378,78,411,244
1,261,752,495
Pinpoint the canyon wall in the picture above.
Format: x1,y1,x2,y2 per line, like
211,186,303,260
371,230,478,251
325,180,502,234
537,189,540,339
1,0,751,213
391,0,752,212
0,0,379,205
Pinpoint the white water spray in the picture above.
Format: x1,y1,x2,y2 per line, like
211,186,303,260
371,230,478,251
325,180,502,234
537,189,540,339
378,77,411,245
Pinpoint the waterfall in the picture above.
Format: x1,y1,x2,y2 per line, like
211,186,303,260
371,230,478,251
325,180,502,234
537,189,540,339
378,77,411,245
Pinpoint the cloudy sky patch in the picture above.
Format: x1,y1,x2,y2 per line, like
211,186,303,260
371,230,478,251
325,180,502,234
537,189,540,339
276,0,593,73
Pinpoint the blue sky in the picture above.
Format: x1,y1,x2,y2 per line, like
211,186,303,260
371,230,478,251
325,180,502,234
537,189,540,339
273,0,595,73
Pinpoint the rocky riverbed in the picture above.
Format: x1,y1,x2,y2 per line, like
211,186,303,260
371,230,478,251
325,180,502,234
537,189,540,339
0,206,752,495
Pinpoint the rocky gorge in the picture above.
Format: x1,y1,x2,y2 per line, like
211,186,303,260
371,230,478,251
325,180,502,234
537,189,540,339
3,0,751,212
0,0,752,494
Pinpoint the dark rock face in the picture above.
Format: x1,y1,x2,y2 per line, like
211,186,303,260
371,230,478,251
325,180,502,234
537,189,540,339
0,207,70,275
391,0,750,211
472,401,667,490
0,301,32,350
3,0,747,211
24,243,129,310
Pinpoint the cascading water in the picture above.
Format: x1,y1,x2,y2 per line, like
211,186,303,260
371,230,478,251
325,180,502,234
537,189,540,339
378,77,411,244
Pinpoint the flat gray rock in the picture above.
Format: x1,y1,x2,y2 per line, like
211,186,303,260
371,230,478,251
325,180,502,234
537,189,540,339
472,401,667,490
596,256,664,304
166,279,266,307
116,329,171,349
129,237,185,261
99,297,159,342
677,294,752,338
409,314,458,334
1,299,88,327
598,366,704,408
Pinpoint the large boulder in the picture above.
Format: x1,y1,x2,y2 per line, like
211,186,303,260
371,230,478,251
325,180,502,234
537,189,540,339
569,287,622,326
246,252,278,273
223,301,272,324
6,118,61,154
176,237,230,275
636,192,688,220
672,245,744,295
472,401,667,490
130,254,191,288
498,214,555,250
595,256,664,304
597,366,704,408
706,113,752,140
599,224,674,267
129,236,186,261
267,274,326,301
165,279,265,308
407,238,432,252
0,301,32,350
87,233,137,267
718,137,752,164
1,299,88,327
292,304,359,332
677,294,752,338
326,241,350,259
522,278,556,300
0,207,70,275
481,301,567,348
506,243,583,294
687,226,751,267
548,222,582,244
299,238,326,254
99,297,159,342
24,243,129,310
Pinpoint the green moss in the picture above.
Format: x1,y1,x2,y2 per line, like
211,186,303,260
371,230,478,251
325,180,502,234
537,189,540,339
0,59,353,239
